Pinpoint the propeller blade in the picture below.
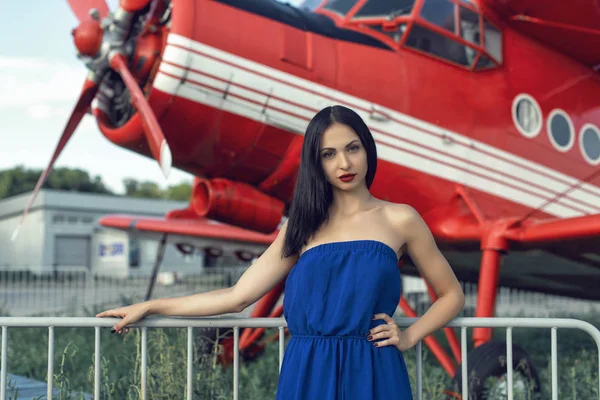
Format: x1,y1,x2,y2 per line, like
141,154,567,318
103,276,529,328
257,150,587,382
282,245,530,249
109,52,172,178
12,78,99,241
66,0,109,22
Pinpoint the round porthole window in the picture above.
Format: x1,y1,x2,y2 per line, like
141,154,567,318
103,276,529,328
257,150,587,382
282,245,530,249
547,109,574,152
579,124,600,165
512,94,542,138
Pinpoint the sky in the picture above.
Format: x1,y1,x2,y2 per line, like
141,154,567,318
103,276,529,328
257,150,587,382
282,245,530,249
0,0,304,194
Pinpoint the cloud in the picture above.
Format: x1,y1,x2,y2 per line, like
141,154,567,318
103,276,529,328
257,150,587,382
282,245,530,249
0,56,87,108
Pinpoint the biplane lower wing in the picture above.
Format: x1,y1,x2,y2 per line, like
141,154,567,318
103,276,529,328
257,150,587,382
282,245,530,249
407,211,600,302
98,214,278,259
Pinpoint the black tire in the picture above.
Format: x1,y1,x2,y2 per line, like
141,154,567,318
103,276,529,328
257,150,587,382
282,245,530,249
449,341,541,399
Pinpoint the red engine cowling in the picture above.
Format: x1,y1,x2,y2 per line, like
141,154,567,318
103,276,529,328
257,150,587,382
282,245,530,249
191,178,285,234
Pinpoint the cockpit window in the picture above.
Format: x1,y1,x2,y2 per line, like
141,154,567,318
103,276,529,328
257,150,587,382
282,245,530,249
323,0,357,15
312,0,502,70
420,0,456,33
484,18,502,63
405,24,472,67
476,53,495,69
353,0,416,19
400,0,502,70
459,5,480,45
298,0,324,11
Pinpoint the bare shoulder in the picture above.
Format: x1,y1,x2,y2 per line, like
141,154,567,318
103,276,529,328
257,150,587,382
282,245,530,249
381,202,424,233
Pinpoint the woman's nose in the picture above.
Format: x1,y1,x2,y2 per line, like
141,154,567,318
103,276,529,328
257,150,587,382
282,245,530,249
338,153,351,169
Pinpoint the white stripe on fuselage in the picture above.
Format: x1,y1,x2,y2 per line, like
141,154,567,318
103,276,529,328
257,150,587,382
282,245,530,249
152,33,600,218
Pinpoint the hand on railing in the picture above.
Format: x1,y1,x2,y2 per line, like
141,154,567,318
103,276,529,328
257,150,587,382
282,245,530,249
96,303,151,334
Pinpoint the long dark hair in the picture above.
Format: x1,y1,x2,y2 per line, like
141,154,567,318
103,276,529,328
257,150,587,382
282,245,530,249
282,105,378,258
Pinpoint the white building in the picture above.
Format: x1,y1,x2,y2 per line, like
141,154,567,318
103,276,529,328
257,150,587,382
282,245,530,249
0,189,208,277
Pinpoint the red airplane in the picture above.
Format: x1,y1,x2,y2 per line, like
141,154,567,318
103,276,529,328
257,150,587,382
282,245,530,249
15,0,600,396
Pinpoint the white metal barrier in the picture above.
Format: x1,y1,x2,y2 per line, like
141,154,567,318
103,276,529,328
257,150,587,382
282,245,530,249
0,316,599,400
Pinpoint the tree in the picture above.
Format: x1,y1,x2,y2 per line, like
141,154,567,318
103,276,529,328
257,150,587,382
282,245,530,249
0,166,113,200
0,166,193,201
122,178,192,201
166,182,192,201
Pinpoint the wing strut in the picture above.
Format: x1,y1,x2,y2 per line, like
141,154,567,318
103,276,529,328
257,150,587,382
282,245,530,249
145,233,168,301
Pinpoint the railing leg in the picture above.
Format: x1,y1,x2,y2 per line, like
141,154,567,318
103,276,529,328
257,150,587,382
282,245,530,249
141,327,148,400
506,327,513,400
415,341,422,400
187,327,193,400
48,327,54,400
1,326,7,400
551,327,558,400
95,326,101,400
461,327,468,399
233,326,239,400
278,326,285,374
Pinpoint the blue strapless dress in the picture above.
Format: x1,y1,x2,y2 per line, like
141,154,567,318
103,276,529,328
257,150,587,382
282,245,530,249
275,240,413,399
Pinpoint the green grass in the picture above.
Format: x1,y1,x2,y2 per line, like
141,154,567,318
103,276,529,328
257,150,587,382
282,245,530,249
2,306,599,399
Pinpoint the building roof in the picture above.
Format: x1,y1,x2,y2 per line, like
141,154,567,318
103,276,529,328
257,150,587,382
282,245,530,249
0,189,188,220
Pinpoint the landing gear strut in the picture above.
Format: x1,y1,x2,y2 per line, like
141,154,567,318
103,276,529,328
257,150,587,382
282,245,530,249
473,230,507,347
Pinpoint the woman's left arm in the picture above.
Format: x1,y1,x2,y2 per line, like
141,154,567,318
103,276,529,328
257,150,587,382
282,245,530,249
371,204,465,351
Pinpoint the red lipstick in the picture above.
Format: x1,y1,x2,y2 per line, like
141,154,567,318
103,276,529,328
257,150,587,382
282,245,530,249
338,174,356,183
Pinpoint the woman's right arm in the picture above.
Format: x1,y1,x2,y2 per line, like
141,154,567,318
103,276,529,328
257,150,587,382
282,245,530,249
96,221,297,332
147,220,297,316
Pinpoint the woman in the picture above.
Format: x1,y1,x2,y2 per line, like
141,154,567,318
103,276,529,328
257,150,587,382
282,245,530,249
97,105,465,399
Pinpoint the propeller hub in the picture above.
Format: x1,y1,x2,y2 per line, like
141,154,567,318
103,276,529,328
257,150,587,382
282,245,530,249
72,19,104,57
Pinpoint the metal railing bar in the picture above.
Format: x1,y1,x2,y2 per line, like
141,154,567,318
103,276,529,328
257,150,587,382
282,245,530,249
1,326,7,400
551,327,558,400
95,326,100,400
506,327,513,400
0,317,286,329
187,326,193,400
278,326,284,373
0,316,598,332
416,341,422,400
141,327,148,400
461,327,467,399
47,326,54,400
233,326,239,400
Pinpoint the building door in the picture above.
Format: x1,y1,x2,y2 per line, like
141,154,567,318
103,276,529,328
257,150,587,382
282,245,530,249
54,235,90,268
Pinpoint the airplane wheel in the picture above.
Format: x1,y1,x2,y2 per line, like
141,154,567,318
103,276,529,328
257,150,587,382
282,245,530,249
449,341,541,399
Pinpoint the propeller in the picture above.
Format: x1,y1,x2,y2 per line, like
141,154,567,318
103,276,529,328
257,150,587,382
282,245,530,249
12,0,171,241
11,78,99,241
109,52,172,178
67,0,109,23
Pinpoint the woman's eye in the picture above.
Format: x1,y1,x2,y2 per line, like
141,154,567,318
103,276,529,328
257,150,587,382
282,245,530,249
348,145,360,152
322,151,334,159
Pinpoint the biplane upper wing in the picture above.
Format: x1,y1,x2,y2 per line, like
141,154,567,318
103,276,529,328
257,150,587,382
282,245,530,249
481,0,600,67
98,214,278,258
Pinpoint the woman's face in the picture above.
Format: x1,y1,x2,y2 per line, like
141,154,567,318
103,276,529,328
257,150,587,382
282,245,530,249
319,122,368,191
